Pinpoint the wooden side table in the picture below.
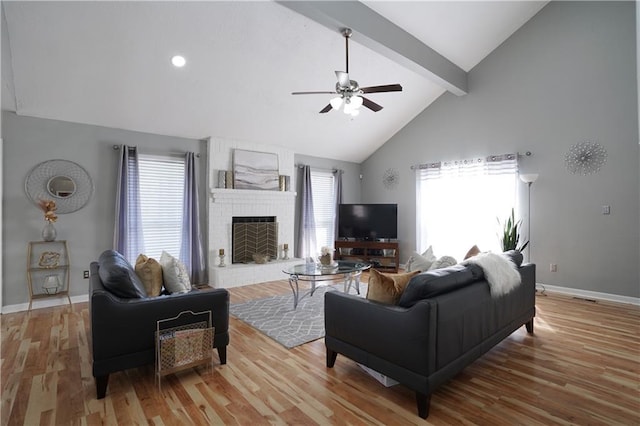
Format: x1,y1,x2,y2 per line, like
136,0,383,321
27,240,72,310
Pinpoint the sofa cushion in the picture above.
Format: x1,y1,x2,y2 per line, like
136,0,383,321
366,269,420,305
160,251,191,294
98,250,148,299
398,264,484,308
135,254,163,297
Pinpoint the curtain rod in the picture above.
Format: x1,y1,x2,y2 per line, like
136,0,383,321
410,151,531,170
112,144,200,158
296,164,340,173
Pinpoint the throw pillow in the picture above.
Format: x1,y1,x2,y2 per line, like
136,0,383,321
405,245,436,272
428,255,458,270
98,250,148,299
135,254,163,297
159,251,191,294
366,269,420,305
464,245,481,260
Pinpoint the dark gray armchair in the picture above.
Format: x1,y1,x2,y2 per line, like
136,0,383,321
89,260,229,399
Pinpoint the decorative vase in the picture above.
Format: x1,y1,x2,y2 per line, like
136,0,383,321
42,222,57,242
319,253,332,266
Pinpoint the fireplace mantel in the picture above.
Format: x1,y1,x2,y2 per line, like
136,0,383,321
209,188,296,204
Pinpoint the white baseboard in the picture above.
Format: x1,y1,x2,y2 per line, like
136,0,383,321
538,282,640,306
2,282,636,313
1,294,88,314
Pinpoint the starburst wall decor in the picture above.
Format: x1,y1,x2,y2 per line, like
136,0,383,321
383,168,399,189
564,141,607,175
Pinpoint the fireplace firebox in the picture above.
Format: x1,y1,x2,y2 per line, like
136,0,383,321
232,216,278,263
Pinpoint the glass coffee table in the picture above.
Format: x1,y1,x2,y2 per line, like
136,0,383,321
283,261,371,309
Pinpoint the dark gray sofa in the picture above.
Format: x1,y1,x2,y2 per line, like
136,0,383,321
89,251,229,399
324,256,535,419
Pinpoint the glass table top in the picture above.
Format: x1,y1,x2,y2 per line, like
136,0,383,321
283,261,371,277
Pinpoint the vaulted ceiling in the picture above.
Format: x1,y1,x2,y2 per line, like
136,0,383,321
2,1,547,163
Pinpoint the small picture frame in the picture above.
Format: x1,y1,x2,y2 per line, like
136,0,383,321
38,251,60,268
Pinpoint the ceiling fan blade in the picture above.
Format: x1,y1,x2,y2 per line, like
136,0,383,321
362,96,383,112
292,91,336,95
335,71,350,88
360,84,403,94
319,104,332,113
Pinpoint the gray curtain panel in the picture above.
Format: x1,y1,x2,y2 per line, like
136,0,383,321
181,152,206,284
113,145,144,264
296,165,317,261
333,169,343,242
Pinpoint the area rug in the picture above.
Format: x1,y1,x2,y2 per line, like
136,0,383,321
230,283,365,349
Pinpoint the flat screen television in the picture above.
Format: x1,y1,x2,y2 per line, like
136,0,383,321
338,204,398,240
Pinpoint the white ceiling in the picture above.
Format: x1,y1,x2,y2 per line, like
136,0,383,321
2,1,547,163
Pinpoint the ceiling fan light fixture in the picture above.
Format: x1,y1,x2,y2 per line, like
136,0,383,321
291,28,402,114
330,96,343,110
343,100,355,114
349,109,360,117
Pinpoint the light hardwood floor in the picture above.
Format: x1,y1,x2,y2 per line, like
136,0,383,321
2,280,639,425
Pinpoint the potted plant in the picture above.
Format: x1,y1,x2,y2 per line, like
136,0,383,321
498,208,529,252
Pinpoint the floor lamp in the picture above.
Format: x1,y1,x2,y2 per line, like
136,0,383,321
520,173,544,294
519,173,538,263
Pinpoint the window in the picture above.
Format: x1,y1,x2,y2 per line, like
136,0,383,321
138,154,185,260
310,170,335,253
416,155,518,260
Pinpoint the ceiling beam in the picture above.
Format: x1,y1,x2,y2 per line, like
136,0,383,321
278,1,468,96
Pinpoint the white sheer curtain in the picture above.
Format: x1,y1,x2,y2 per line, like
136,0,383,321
416,154,518,261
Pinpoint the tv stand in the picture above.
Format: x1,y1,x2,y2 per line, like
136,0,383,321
334,240,399,273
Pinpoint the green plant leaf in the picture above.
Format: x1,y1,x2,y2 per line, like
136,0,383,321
498,208,528,252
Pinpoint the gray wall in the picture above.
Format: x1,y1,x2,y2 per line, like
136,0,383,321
293,154,362,252
2,112,206,306
361,1,639,298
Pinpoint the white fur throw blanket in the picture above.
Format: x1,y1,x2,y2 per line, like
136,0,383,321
462,252,521,297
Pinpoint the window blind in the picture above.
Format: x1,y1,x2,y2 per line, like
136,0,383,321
138,154,185,260
310,170,335,252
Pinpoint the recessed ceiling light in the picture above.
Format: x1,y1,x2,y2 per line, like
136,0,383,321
171,55,186,68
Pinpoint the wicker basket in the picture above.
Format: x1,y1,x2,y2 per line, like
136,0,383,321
155,310,214,389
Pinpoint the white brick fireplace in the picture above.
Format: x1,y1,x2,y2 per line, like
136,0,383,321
207,137,300,288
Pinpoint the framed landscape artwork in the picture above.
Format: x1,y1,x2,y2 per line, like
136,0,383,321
233,149,279,190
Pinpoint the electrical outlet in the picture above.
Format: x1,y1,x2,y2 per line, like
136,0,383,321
602,205,611,215
550,263,557,272
83,270,90,279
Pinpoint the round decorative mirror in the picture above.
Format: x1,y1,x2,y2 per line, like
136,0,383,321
47,176,76,198
25,160,93,213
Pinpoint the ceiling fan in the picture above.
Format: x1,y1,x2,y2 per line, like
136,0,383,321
292,28,403,116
